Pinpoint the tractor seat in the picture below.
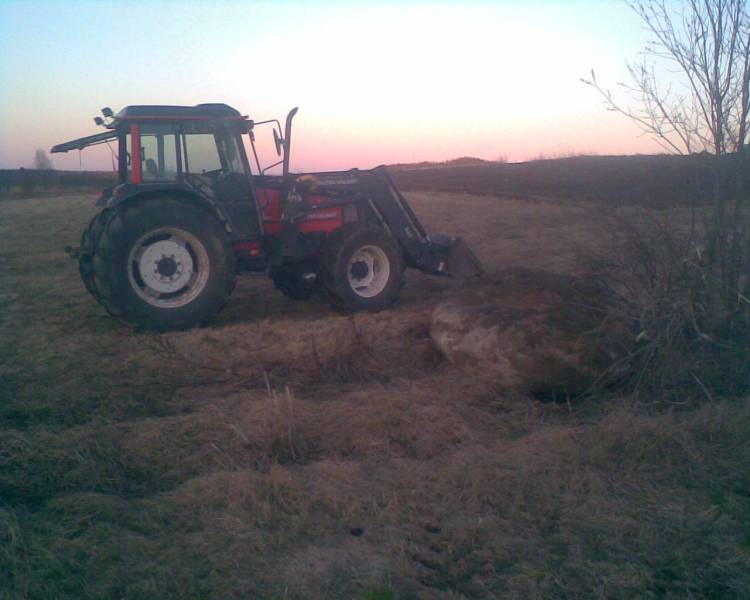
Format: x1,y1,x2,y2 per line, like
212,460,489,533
145,159,158,179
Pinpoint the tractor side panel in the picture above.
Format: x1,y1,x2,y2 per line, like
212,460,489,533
257,187,344,236
299,195,344,234
257,187,283,235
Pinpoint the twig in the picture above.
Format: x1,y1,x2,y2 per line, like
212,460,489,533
691,372,715,403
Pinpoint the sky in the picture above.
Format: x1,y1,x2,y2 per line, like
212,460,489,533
0,0,667,172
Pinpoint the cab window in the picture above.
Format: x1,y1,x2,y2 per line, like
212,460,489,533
140,132,179,181
183,133,222,174
181,121,247,176
126,124,180,182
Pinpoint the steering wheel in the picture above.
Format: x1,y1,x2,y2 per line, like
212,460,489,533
202,168,224,179
182,172,213,190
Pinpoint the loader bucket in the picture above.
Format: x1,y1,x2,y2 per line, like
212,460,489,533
423,234,484,280
443,236,484,279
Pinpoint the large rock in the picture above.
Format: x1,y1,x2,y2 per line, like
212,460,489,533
431,268,615,399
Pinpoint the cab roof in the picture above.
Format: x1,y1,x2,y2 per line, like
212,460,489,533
51,103,247,154
115,103,242,121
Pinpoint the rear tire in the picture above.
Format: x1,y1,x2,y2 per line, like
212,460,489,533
319,224,405,311
88,197,236,331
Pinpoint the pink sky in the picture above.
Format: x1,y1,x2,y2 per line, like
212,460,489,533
0,1,664,172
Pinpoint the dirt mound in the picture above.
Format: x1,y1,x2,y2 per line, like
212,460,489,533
431,268,618,399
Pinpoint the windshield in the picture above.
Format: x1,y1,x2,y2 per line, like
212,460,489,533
181,121,247,176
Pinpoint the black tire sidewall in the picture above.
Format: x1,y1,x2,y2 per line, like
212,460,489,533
323,226,404,311
102,199,233,330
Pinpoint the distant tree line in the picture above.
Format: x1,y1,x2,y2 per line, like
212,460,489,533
34,149,53,170
0,168,116,199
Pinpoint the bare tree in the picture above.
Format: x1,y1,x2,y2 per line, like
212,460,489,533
584,1,750,398
585,0,750,283
33,149,53,170
584,0,750,157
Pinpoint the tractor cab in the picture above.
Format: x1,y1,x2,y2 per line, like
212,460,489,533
52,104,253,210
52,104,254,184
52,103,301,247
53,105,263,236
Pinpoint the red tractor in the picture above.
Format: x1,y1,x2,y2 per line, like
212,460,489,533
53,104,482,331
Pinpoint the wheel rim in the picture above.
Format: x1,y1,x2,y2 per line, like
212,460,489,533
127,227,210,308
347,244,390,298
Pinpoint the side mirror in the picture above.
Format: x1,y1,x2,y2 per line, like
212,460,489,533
94,116,104,126
101,107,113,118
273,128,283,157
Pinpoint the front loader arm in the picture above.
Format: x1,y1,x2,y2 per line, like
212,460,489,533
359,167,484,278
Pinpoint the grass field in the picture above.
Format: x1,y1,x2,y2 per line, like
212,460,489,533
1,191,749,599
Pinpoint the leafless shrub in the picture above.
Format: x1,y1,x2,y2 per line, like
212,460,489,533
590,210,750,400
583,0,750,400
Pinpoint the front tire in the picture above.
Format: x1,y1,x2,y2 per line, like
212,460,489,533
89,197,236,331
319,225,405,311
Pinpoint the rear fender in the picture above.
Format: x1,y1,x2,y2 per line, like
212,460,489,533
105,183,231,234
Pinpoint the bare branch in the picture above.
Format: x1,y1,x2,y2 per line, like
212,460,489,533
597,0,750,155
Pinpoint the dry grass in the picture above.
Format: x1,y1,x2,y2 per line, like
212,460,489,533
1,192,749,599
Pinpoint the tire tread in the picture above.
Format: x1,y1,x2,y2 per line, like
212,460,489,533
81,197,236,330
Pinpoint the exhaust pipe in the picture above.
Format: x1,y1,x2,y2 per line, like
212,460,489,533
282,107,298,176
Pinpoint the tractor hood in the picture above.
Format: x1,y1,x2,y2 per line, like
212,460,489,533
51,130,118,154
